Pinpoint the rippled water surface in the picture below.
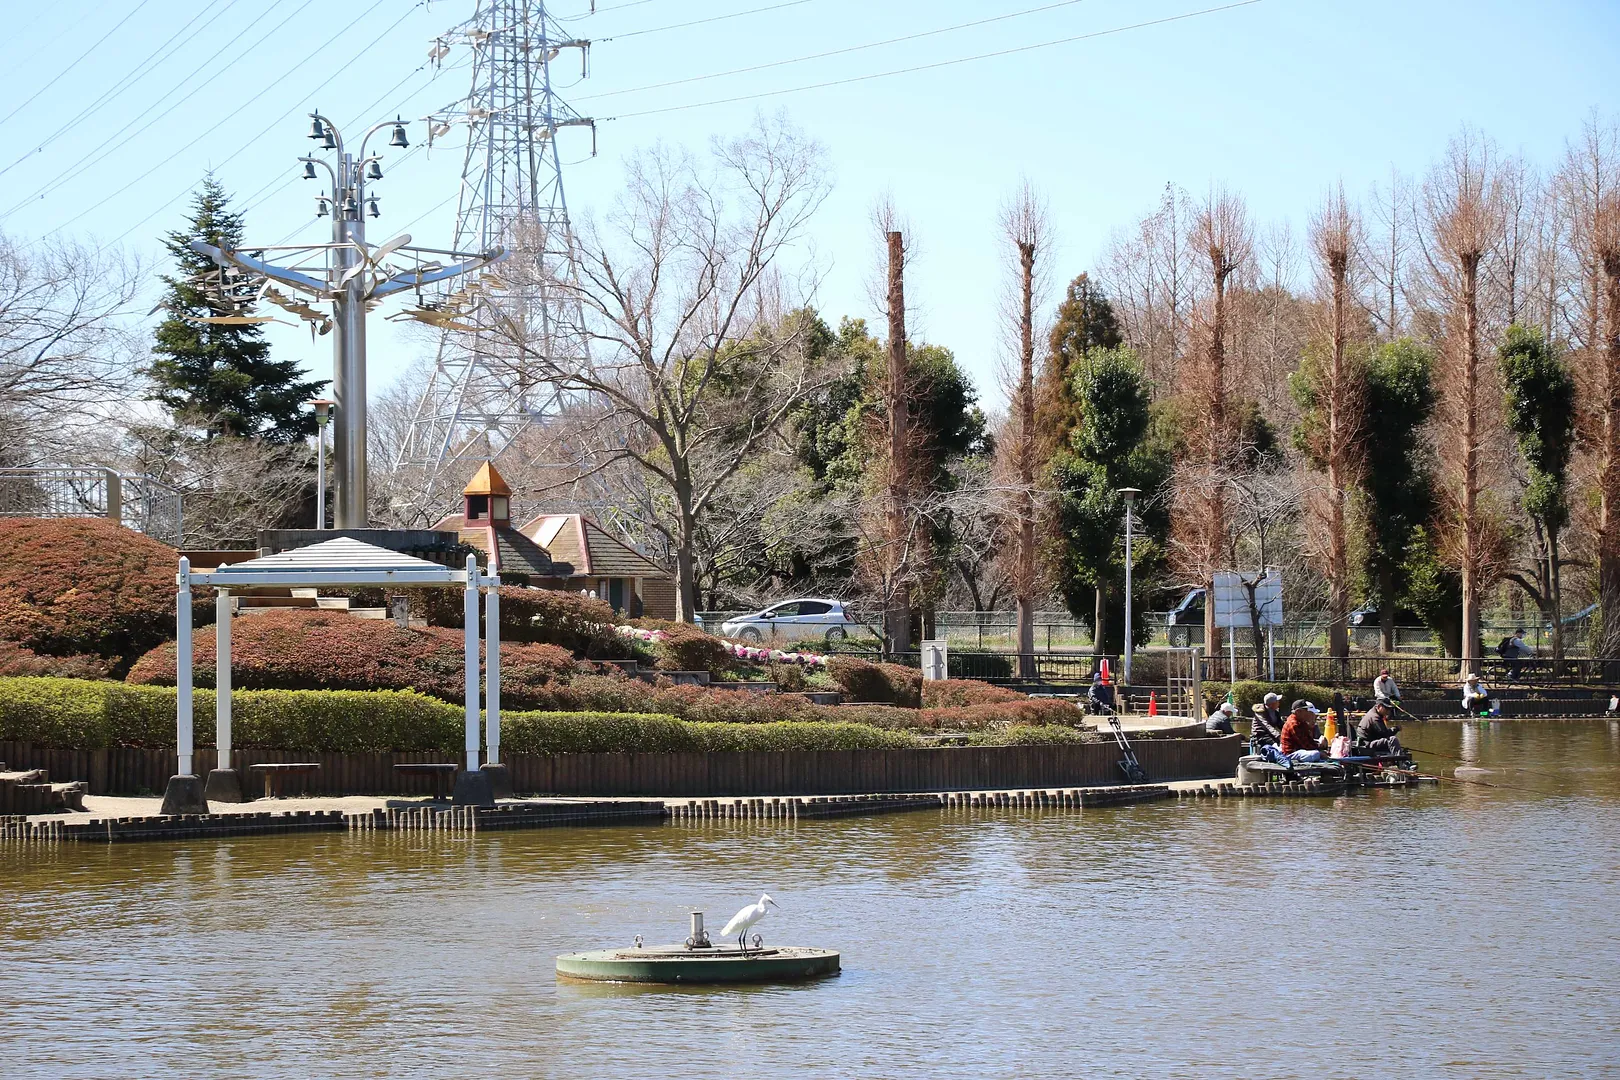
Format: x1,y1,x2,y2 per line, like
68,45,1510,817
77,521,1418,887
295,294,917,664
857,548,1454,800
3,721,1619,1079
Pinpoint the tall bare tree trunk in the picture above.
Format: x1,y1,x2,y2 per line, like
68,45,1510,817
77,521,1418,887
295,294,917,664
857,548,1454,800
884,229,911,655
1015,238,1037,677
1460,251,1482,666
1203,251,1230,660
1312,190,1360,662
1093,587,1106,657
1598,237,1620,655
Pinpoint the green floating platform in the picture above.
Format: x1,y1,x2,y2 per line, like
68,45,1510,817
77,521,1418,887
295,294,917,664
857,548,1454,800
556,944,840,984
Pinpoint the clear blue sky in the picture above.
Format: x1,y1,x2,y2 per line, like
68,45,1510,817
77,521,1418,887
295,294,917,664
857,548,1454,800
2,0,1617,411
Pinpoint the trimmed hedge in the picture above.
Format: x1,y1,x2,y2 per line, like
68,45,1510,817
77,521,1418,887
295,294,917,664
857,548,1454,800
410,585,626,657
632,618,734,677
0,640,110,680
922,679,1025,709
503,712,914,753
0,517,204,668
1204,680,1339,714
126,609,581,708
827,656,923,707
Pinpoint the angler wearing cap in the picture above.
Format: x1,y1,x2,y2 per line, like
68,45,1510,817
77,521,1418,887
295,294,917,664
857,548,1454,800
1373,668,1401,706
1279,700,1328,762
1358,698,1404,755
1249,693,1285,750
1461,673,1491,717
1206,700,1238,735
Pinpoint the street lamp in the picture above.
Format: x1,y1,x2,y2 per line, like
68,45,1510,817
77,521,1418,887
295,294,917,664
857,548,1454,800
309,398,334,529
190,110,507,529
1118,487,1141,685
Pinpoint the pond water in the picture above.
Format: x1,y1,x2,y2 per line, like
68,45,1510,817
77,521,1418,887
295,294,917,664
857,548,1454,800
3,721,1619,1079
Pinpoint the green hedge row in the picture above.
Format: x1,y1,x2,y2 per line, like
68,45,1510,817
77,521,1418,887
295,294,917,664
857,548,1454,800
0,677,940,754
1202,681,1340,714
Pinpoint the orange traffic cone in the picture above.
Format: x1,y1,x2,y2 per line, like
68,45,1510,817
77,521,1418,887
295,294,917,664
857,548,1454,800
1147,691,1158,717
1099,658,1112,686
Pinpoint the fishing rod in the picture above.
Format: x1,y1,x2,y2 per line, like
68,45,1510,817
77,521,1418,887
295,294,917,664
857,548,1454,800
1402,743,1565,782
1361,761,1555,797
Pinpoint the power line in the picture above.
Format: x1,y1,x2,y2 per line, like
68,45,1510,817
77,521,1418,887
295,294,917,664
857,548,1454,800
0,0,157,131
37,0,408,240
608,0,1264,120
579,0,1095,103
0,0,307,222
601,0,816,41
0,0,242,182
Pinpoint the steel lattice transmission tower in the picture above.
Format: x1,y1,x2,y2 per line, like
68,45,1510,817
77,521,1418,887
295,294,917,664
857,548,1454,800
392,0,594,519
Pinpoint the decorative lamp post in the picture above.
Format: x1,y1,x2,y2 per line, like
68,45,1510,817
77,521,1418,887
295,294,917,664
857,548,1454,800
1118,487,1141,685
191,111,507,529
309,398,334,529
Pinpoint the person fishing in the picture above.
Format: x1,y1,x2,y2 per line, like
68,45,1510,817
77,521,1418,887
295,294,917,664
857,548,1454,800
1280,700,1327,763
1357,699,1403,756
1088,671,1116,714
1250,693,1285,750
1206,701,1237,735
1462,673,1491,717
1373,667,1401,705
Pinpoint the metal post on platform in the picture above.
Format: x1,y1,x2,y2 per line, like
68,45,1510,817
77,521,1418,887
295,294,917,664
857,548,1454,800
463,554,480,773
176,558,193,776
216,590,232,760
486,584,501,766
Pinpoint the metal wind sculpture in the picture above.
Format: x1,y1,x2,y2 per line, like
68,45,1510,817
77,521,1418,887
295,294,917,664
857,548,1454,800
191,112,507,529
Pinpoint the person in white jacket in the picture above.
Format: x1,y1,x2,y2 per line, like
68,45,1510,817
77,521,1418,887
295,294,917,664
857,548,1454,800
1373,668,1400,704
1462,673,1491,716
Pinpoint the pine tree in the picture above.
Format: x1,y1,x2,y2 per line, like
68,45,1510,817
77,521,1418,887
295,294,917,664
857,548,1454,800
148,177,325,442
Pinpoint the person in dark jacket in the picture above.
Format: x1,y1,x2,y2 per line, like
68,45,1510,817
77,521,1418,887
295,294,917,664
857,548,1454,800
1250,694,1285,750
1357,700,1403,755
1087,672,1116,714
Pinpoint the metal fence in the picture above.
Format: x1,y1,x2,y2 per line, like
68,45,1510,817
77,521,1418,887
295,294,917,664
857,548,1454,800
0,467,182,546
1200,653,1620,689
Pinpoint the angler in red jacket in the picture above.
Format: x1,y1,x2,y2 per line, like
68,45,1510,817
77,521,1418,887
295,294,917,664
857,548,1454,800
1279,700,1327,763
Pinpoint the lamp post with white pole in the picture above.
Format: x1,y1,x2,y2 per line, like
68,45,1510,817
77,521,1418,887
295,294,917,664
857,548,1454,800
1118,488,1141,686
309,398,333,529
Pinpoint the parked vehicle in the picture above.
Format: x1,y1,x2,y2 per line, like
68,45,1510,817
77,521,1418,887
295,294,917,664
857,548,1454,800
719,599,866,644
1165,588,1205,647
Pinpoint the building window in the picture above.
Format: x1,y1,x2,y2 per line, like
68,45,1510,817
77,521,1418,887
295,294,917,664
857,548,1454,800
491,495,509,521
467,495,489,521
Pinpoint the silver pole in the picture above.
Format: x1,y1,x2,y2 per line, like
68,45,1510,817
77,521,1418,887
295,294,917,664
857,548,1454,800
315,418,327,529
332,152,368,529
1123,499,1134,684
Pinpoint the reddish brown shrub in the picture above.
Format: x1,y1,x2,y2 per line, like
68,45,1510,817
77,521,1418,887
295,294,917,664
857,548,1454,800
125,608,579,708
921,679,1025,709
0,517,203,667
827,656,923,707
632,618,733,676
408,585,625,657
0,640,111,680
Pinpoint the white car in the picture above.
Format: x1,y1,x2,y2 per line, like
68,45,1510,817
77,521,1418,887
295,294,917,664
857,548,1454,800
720,599,864,644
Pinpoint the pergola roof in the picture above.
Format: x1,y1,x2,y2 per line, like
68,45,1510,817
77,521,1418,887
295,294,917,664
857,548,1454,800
189,536,471,588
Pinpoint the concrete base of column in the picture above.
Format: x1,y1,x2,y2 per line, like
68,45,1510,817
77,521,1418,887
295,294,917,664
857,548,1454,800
480,762,513,800
452,769,496,807
159,774,209,816
203,768,244,803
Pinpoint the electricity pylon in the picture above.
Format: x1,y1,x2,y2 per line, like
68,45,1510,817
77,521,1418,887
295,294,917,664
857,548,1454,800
391,0,595,522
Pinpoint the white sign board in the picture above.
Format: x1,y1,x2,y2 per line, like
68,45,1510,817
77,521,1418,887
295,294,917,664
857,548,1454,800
1211,569,1283,629
920,639,949,681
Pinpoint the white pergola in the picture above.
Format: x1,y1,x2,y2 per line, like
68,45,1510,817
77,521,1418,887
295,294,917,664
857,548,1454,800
174,537,503,780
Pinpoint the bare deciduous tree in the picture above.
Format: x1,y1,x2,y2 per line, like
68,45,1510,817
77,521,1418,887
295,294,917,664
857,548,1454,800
0,234,141,464
997,181,1049,675
1307,185,1367,660
485,119,833,621
1422,129,1506,666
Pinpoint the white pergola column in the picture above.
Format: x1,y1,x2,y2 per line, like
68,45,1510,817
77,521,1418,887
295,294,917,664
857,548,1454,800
176,557,194,776
463,554,480,772
485,585,501,766
216,589,232,768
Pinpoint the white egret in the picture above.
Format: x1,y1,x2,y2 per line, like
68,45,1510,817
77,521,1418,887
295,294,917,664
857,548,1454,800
720,893,778,953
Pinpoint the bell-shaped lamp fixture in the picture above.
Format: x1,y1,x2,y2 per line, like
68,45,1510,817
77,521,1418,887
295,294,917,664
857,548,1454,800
366,160,383,181
389,118,409,148
367,197,380,219
341,195,358,216
315,197,330,218
308,117,326,141
302,161,317,180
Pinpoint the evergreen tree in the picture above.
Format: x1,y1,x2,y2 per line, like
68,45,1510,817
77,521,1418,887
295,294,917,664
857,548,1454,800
1048,346,1172,653
1037,273,1122,459
1359,339,1440,651
149,177,325,441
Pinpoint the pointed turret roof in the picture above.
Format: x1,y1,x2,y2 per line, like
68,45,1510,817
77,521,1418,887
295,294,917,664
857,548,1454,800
463,461,512,497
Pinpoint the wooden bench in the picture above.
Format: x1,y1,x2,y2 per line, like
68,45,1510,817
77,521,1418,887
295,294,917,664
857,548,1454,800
393,763,460,802
246,762,321,799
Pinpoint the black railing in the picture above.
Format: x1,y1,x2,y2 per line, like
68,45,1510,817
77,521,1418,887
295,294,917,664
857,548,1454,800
868,650,1119,685
1200,654,1620,689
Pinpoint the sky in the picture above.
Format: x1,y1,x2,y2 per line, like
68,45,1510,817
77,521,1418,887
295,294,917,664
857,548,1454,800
2,0,1618,415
